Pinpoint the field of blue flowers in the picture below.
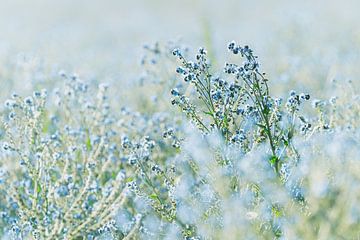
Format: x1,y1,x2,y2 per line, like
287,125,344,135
0,1,359,239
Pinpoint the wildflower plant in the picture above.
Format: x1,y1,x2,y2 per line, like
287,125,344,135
171,42,312,176
0,76,137,239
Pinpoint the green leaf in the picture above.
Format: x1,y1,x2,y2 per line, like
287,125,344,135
86,136,92,151
203,111,213,116
269,155,278,165
37,183,42,194
125,177,134,183
222,114,229,128
272,204,283,218
149,193,158,200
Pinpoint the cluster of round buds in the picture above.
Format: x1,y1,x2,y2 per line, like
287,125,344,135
33,89,48,99
195,47,207,63
312,99,325,109
10,223,21,236
172,48,182,58
170,90,190,110
176,66,197,83
173,46,210,83
24,96,34,106
162,128,174,138
212,79,240,104
211,78,244,122
299,93,311,101
329,96,338,105
274,98,283,107
151,164,163,175
230,129,247,145
211,90,222,101
121,135,132,149
2,142,11,151
128,155,138,165
127,181,139,193
163,127,181,148
97,220,117,235
4,99,18,109
176,67,187,75
171,94,195,114
212,77,227,88
300,123,312,134
184,73,196,83
286,90,311,112
170,88,180,97
225,42,264,89
123,136,156,167
141,136,156,150
238,105,259,119
32,230,41,240
224,63,238,74
227,41,254,59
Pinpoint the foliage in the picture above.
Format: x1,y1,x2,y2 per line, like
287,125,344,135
0,42,359,240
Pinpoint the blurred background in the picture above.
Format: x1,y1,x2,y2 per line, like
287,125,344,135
0,0,359,100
